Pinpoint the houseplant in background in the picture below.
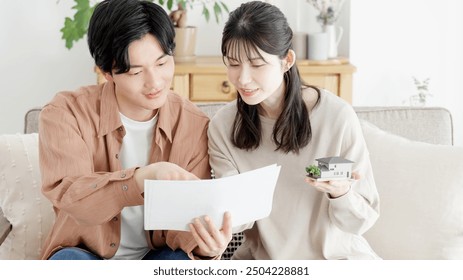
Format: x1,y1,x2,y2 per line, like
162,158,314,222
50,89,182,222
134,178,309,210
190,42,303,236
306,0,345,58
60,0,228,60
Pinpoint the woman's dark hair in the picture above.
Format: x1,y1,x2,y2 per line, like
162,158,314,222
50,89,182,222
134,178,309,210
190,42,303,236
222,1,320,154
88,0,175,74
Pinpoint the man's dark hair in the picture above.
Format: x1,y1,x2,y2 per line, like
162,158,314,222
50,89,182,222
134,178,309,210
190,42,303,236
88,0,175,74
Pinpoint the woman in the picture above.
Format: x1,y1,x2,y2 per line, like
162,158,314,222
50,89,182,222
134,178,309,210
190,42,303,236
208,1,380,260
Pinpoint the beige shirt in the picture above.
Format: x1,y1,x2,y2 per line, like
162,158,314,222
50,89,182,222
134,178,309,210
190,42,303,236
208,90,380,259
39,82,210,260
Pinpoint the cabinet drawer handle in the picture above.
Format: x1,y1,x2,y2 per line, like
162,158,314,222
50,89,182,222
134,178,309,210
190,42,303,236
221,81,231,94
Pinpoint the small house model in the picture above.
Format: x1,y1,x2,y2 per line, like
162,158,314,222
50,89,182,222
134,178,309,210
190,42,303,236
312,156,354,180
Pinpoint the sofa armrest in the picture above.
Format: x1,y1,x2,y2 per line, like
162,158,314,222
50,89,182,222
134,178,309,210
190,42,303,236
24,107,42,134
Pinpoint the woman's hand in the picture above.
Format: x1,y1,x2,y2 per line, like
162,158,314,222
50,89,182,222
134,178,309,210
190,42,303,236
189,212,232,258
305,172,360,198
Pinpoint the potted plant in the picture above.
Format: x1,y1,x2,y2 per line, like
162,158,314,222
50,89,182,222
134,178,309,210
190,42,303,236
60,0,229,61
305,164,321,178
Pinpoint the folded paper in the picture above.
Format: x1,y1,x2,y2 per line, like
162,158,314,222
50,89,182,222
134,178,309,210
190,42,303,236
144,164,281,231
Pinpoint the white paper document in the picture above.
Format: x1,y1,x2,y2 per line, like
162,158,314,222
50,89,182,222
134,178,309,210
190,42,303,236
144,164,281,231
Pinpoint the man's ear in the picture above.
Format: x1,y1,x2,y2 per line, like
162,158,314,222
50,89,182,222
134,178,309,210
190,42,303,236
284,49,296,71
104,71,113,82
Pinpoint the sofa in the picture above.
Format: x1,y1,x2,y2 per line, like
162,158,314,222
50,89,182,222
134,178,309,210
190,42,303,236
1,103,462,260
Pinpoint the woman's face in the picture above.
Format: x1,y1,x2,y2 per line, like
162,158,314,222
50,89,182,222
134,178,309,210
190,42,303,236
224,44,288,106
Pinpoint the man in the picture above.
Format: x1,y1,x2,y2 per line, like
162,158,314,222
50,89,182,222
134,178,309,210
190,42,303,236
39,0,231,260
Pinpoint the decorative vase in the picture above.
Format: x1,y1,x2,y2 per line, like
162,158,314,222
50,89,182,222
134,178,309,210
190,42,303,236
307,32,328,61
323,24,343,58
174,26,197,62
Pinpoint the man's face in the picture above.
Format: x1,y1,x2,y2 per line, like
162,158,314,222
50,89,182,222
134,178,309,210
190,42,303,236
105,34,174,121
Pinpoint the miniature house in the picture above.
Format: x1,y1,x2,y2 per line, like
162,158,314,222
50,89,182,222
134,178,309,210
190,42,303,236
315,156,354,180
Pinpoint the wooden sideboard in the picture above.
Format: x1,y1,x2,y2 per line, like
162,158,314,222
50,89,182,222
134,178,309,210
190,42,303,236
172,56,356,103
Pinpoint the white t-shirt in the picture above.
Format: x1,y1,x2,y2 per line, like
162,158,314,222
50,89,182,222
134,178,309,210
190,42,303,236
111,112,157,260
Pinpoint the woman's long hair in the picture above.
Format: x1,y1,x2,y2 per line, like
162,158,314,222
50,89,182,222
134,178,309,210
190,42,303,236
222,1,320,154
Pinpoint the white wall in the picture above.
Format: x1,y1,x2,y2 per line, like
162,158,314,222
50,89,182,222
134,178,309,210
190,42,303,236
0,0,95,134
350,0,463,146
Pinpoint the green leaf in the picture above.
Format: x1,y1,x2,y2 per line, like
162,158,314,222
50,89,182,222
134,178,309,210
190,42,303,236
74,7,94,31
61,17,80,49
75,0,91,9
220,1,229,14
202,5,210,22
167,0,173,10
60,0,95,49
213,2,221,23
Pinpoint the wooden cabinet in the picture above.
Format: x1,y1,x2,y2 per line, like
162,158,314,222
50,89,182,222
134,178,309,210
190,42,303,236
173,57,237,102
172,56,356,103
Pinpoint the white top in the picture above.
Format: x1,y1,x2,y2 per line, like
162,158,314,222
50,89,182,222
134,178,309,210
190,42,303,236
208,90,380,259
111,112,157,260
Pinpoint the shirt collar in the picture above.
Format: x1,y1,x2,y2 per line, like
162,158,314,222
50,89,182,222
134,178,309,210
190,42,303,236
98,82,122,137
156,94,173,143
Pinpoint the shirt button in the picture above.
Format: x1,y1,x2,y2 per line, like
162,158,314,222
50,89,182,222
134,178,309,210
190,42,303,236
115,154,119,159
118,127,123,132
91,184,97,189
120,172,126,178
110,243,116,248
122,185,128,191
112,217,118,222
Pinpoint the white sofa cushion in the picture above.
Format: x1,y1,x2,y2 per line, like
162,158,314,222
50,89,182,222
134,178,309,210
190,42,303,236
361,120,463,259
0,133,54,259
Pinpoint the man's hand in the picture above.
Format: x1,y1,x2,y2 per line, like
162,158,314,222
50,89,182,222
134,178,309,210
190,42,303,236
134,162,199,193
189,212,232,258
